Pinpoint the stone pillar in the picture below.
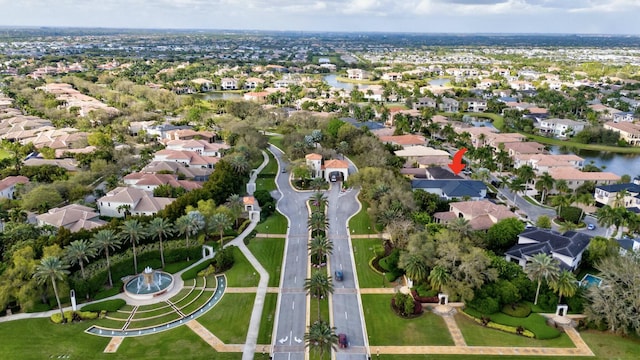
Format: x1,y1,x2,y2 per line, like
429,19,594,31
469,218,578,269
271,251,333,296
555,304,568,317
438,293,449,305
70,290,77,311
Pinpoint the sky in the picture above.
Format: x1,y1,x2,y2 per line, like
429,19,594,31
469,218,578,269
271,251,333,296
1,0,640,35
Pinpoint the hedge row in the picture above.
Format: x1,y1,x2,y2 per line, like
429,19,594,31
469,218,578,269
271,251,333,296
411,290,439,304
461,311,535,338
80,299,126,312
51,310,98,324
464,308,561,340
181,260,213,281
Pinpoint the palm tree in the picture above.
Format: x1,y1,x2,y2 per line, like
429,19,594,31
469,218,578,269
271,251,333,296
596,205,617,238
308,211,328,235
428,265,450,292
507,177,526,203
551,269,578,303
148,217,174,268
612,189,629,208
555,179,570,195
92,229,121,287
227,154,251,175
399,253,428,284
552,194,573,219
120,219,147,274
495,148,512,173
304,320,338,360
176,211,205,248
308,235,333,266
575,192,594,222
225,194,245,227
304,270,334,320
448,217,473,240
309,177,326,192
535,172,555,205
526,253,560,305
209,212,233,246
310,192,328,209
33,256,69,322
559,220,578,233
64,240,94,280
515,165,536,185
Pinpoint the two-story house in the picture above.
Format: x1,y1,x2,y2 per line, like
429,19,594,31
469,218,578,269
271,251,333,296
346,69,368,80
411,179,487,200
603,121,640,146
539,118,585,138
412,97,437,110
220,77,238,90
463,98,487,112
0,176,29,200
594,182,640,210
433,200,517,230
506,228,592,270
439,98,460,113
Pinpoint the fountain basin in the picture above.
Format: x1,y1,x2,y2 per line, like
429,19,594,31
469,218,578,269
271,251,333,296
124,267,174,301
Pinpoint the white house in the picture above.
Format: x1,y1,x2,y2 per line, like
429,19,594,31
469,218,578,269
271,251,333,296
305,153,323,178
97,187,175,218
439,98,459,113
346,69,367,80
220,78,238,90
0,176,29,200
539,118,585,138
505,228,592,270
165,139,229,157
153,149,219,169
323,159,349,182
36,204,106,232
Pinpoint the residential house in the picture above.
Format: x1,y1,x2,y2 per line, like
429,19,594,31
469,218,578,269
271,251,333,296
0,176,29,199
395,146,451,167
381,72,402,81
603,121,640,145
425,167,462,180
191,78,214,92
378,134,426,148
509,80,536,91
618,236,640,255
433,200,517,230
123,173,202,192
478,78,499,90
244,77,265,90
588,104,620,120
323,159,349,182
36,204,106,232
513,154,584,173
439,98,460,113
165,129,217,142
244,91,269,102
547,167,620,190
612,112,636,123
412,97,437,110
141,161,213,182
411,179,487,200
346,69,368,80
165,139,229,157
594,182,640,210
539,118,585,138
153,149,219,169
503,141,546,157
463,98,487,112
220,78,238,90
97,187,175,218
505,228,592,270
305,153,323,178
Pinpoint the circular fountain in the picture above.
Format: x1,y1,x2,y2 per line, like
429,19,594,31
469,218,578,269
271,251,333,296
124,266,174,300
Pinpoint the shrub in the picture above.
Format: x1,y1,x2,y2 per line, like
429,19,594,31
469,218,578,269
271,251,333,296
391,292,422,317
50,310,98,324
81,299,126,312
559,206,582,224
469,297,500,315
26,303,51,313
197,265,216,277
213,246,236,273
411,290,439,303
379,249,400,272
237,219,252,234
502,302,532,318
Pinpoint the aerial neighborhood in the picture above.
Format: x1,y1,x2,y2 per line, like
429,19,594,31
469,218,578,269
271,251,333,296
0,29,639,360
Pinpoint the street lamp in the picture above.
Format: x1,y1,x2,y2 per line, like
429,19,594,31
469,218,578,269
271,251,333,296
368,226,371,239
382,272,386,288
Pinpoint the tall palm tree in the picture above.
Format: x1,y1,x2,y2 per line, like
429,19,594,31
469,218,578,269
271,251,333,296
596,205,617,238
515,165,536,185
176,211,205,248
507,177,526,203
209,212,233,246
428,265,450,292
304,270,334,320
495,148,512,173
92,229,121,287
308,211,328,235
399,253,428,284
304,320,338,360
535,172,555,205
120,219,147,274
552,194,574,219
33,256,69,322
308,235,333,266
575,192,594,222
148,217,174,268
526,253,560,305
64,239,94,280
310,192,328,209
225,194,245,227
551,269,578,303
309,178,326,192
448,217,473,240
555,179,570,195
612,189,629,208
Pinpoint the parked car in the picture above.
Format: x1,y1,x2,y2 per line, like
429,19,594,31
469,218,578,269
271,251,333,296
587,224,596,230
334,270,343,281
338,333,348,348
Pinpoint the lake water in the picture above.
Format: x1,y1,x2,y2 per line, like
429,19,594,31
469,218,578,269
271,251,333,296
429,78,450,87
323,74,355,90
549,145,640,177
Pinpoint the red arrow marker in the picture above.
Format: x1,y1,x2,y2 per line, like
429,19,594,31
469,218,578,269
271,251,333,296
448,148,467,175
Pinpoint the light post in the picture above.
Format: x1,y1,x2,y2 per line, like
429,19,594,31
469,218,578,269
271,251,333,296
266,225,269,238
382,272,386,288
368,226,371,239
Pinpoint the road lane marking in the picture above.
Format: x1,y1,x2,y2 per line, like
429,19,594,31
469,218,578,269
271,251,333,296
345,311,348,319
292,301,295,310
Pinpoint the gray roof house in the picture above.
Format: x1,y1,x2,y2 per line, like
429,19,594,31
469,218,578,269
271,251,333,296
505,228,592,270
411,179,486,200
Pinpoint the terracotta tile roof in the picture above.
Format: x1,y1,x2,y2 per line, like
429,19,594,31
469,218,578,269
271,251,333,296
323,159,349,169
378,134,426,146
36,204,105,231
0,176,29,191
548,167,620,181
305,153,322,160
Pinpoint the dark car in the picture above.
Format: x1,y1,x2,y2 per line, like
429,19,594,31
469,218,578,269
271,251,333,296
334,270,344,281
338,333,348,348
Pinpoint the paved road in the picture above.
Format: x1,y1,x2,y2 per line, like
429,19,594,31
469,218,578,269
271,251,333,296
326,176,368,360
270,145,311,360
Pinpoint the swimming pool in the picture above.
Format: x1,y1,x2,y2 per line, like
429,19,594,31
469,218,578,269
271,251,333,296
580,274,603,288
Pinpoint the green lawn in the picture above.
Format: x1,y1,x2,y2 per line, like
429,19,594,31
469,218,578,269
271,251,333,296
465,308,561,340
127,313,181,329
455,314,573,347
525,133,640,154
197,293,255,344
362,294,454,346
0,149,11,160
247,237,285,287
224,246,260,287
254,211,288,234
257,293,278,345
348,199,376,234
309,296,330,324
352,238,385,288
268,136,284,150
256,150,278,192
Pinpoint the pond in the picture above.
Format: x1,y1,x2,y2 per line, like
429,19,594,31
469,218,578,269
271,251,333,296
429,78,450,87
548,145,640,177
323,74,355,90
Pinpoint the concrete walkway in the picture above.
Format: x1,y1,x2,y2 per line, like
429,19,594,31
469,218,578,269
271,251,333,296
359,288,395,294
186,319,245,352
225,287,280,293
442,315,466,346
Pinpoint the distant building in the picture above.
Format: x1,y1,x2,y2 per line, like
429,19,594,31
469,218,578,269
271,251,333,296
539,118,585,138
506,228,592,270
0,176,29,200
603,121,640,146
97,187,175,218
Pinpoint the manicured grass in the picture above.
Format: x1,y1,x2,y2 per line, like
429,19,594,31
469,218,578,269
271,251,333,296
465,308,561,340
169,288,193,303
309,296,330,324
525,133,640,154
224,246,260,287
257,293,278,345
455,314,574,347
362,294,454,346
163,259,199,273
127,312,181,329
96,318,127,329
256,150,278,192
352,238,385,288
198,293,255,344
180,291,214,316
80,299,126,312
254,211,288,234
0,149,11,160
247,237,285,287
132,306,175,319
137,302,172,312
107,311,132,320
348,199,376,234
268,136,284,150
172,289,203,308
